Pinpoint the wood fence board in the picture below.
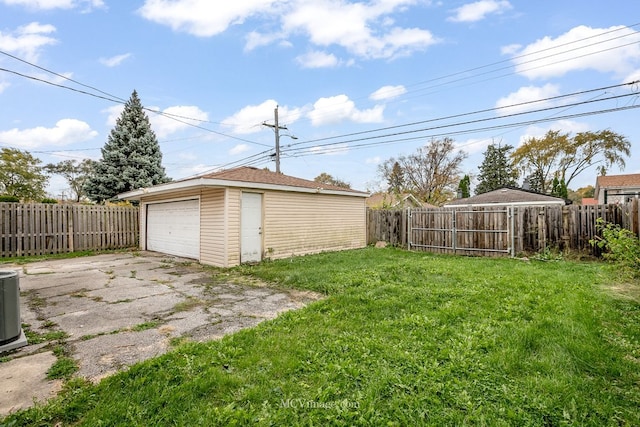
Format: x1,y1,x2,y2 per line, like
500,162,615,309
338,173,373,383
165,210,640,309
0,203,139,258
368,201,640,257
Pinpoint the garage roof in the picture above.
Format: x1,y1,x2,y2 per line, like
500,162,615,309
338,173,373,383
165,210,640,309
445,187,569,207
118,166,369,200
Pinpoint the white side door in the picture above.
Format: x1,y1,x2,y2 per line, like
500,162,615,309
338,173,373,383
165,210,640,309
241,192,262,263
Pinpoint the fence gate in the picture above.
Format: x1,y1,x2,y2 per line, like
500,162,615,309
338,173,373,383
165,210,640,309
408,207,515,257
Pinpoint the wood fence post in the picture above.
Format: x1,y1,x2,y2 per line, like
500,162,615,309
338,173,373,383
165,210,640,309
561,206,570,251
632,198,639,237
68,205,74,252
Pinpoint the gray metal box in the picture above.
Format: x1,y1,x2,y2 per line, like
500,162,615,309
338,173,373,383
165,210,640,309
0,271,22,345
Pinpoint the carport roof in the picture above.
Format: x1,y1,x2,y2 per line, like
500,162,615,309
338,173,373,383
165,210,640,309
118,166,369,200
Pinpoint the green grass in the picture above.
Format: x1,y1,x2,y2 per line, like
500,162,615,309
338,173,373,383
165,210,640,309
46,357,78,380
3,247,639,426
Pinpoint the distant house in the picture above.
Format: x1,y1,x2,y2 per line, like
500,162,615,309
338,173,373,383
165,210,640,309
594,173,640,204
581,198,598,206
118,166,368,267
366,192,436,209
444,187,569,207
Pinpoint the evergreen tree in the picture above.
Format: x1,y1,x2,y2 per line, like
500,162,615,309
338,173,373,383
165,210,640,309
85,90,170,202
387,161,405,194
551,176,568,198
457,174,471,198
475,143,519,195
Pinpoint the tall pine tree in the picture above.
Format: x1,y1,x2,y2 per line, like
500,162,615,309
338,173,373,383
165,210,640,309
475,143,519,195
85,90,170,202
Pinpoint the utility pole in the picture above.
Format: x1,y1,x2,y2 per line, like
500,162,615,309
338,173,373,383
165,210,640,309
262,105,289,174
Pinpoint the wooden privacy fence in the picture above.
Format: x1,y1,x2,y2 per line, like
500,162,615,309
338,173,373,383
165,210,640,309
367,199,640,257
0,203,139,258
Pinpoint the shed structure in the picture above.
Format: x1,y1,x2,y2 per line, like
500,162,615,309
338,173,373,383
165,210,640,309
119,167,368,267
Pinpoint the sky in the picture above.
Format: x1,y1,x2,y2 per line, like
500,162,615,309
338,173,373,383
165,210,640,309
1,0,639,199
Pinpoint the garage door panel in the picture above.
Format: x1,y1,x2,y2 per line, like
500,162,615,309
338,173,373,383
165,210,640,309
146,200,200,259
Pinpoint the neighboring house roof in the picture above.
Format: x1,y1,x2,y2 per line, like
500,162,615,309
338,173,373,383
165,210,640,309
594,173,640,199
366,192,436,209
118,166,369,200
444,187,569,207
581,198,598,205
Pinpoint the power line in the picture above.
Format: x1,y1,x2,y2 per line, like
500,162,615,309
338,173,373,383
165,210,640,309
285,104,640,158
283,81,638,150
0,53,269,147
278,23,640,124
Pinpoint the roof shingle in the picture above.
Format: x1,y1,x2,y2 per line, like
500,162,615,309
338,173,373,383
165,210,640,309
595,173,640,188
445,187,568,206
197,166,367,194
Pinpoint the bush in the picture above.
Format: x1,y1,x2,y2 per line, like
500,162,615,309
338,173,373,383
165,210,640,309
591,218,640,276
0,195,20,202
40,198,58,204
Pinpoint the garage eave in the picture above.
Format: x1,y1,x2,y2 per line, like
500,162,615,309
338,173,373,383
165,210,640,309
118,178,369,200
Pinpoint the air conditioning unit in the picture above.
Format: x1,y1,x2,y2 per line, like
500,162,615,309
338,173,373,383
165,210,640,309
0,271,28,353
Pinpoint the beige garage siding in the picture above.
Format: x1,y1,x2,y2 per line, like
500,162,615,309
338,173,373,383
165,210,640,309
263,191,366,260
199,188,226,267
226,188,242,267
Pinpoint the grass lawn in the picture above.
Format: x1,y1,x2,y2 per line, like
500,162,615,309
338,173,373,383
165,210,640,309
3,247,639,426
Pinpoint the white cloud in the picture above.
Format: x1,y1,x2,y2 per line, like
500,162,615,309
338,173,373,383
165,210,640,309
625,69,640,84
229,144,250,155
103,105,123,126
104,104,209,138
500,43,520,55
245,31,285,52
282,1,438,60
495,83,560,115
49,149,100,161
0,22,57,62
176,163,213,178
307,94,385,126
139,0,439,61
148,105,209,138
518,120,590,146
308,143,349,156
509,25,640,80
0,119,97,149
99,53,131,67
369,84,406,101
221,100,303,134
138,0,277,37
0,81,9,93
0,0,104,10
456,138,493,155
365,156,381,164
448,0,512,23
295,51,340,68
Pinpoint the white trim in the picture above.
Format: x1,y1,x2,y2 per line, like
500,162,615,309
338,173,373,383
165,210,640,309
118,178,368,200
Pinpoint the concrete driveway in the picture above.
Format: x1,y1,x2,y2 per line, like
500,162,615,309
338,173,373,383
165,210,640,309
0,252,321,416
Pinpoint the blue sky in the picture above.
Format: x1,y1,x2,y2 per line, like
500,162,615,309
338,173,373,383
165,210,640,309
1,0,639,199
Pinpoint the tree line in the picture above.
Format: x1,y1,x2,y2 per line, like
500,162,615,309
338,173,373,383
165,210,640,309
377,129,630,206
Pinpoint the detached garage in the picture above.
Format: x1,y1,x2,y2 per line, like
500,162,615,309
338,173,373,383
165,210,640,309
118,166,368,267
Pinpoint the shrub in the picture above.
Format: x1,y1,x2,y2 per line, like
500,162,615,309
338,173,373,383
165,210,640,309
0,195,20,202
40,197,58,204
591,218,640,276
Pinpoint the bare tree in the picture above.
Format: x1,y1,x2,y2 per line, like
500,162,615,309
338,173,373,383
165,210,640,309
379,137,467,205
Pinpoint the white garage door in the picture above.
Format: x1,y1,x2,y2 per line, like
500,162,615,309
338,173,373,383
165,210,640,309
146,199,200,259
